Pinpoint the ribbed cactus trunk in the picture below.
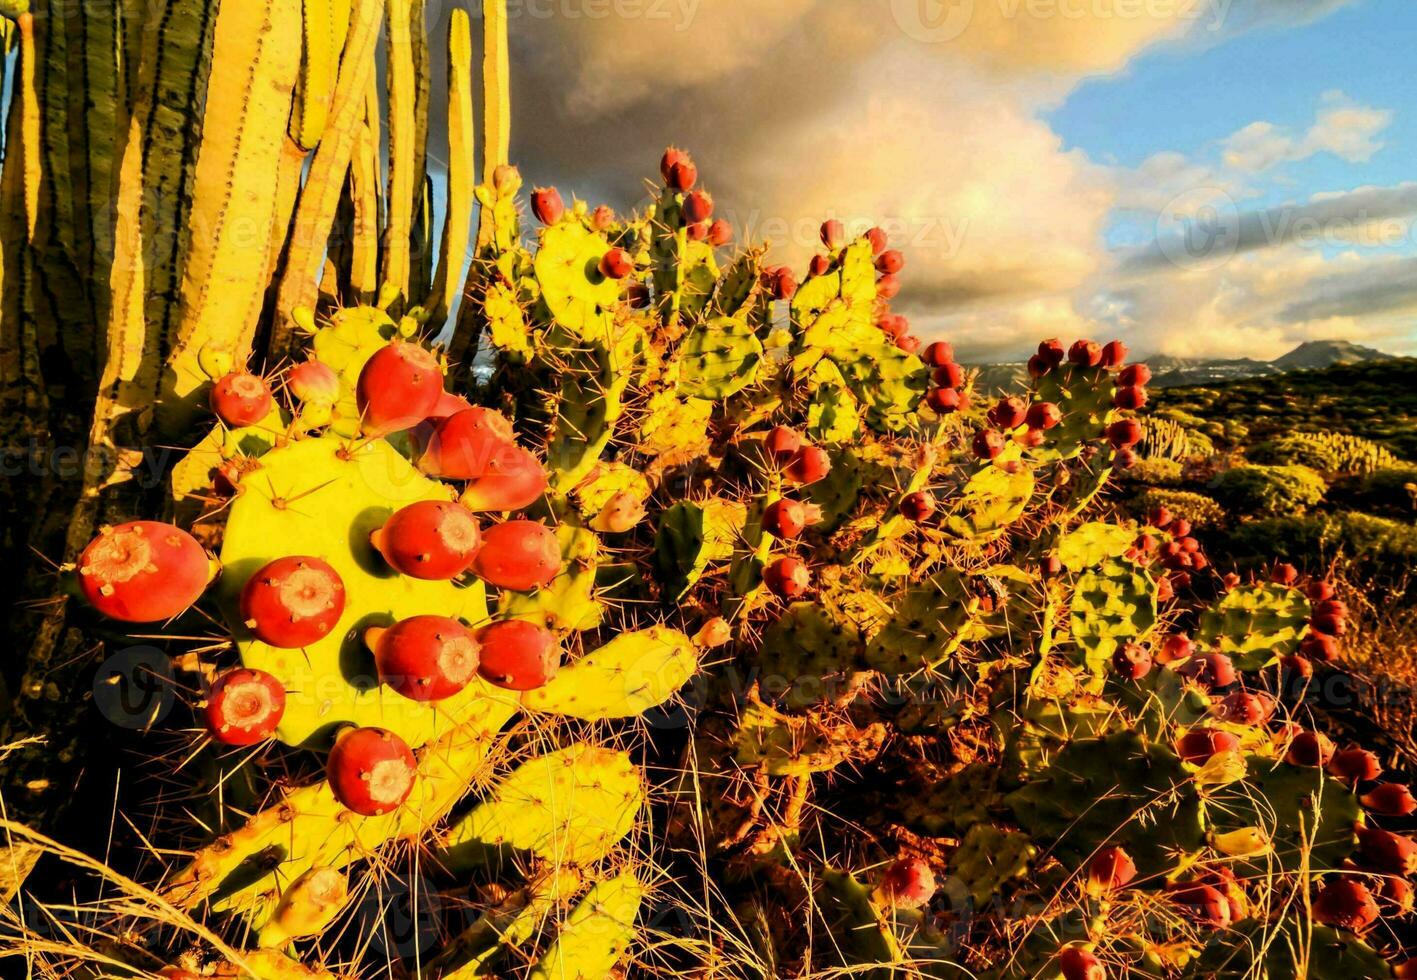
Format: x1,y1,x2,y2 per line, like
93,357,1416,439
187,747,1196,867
0,0,510,835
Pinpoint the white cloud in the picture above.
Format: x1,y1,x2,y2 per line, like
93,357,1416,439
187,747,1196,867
1220,92,1392,173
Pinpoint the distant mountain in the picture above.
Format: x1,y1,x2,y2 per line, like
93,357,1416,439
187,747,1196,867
967,340,1395,392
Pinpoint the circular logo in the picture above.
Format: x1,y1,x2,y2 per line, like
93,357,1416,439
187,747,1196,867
891,0,975,43
1155,187,1241,273
92,646,176,730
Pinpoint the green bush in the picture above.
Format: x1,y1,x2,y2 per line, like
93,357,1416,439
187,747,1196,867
1329,466,1417,518
1122,457,1185,487
1231,511,1417,580
1129,488,1227,527
1248,431,1398,474
1211,464,1327,516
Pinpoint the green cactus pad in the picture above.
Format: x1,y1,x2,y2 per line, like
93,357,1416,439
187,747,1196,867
805,360,862,443
1056,521,1138,571
805,447,864,530
220,434,494,747
1207,759,1358,872
637,390,713,459
733,699,886,776
653,499,743,600
572,463,651,528
817,867,902,978
758,602,864,709
1006,731,1203,875
864,573,986,675
948,825,1037,905
500,520,603,632
796,302,928,432
900,763,998,836
522,626,697,719
1192,919,1390,979
1070,559,1158,673
441,744,643,868
529,870,642,980
711,248,766,319
1197,583,1311,670
1029,362,1116,462
676,315,764,400
533,222,620,336
945,460,1036,543
547,325,644,490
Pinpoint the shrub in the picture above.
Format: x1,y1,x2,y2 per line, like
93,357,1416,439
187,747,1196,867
1121,457,1184,486
1211,463,1327,516
1232,511,1417,580
1249,431,1399,474
1129,488,1227,527
1329,466,1417,518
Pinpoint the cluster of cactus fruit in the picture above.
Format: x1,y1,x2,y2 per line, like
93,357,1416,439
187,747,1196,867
65,141,1417,980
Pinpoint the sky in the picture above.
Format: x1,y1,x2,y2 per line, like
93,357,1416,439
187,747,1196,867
461,0,1417,361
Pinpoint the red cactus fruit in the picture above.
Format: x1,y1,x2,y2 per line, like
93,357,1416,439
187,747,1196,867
1299,631,1339,662
418,407,516,480
896,334,921,355
686,220,710,242
471,520,560,592
599,247,634,280
683,190,714,224
927,387,964,414
160,968,204,980
764,557,811,599
1106,419,1143,448
1313,879,1380,932
876,273,902,299
667,159,698,192
1026,354,1052,378
241,556,346,647
764,426,802,461
900,491,936,523
1112,643,1152,680
205,668,286,745
369,616,480,702
287,361,340,404
326,727,416,816
372,501,481,580
763,499,821,539
1149,506,1174,528
78,522,213,623
356,340,444,436
1272,562,1299,585
1068,340,1102,367
591,205,615,231
708,219,734,247
922,341,954,368
973,429,1006,461
1379,875,1415,916
1170,518,1193,538
1114,448,1138,469
876,857,935,909
1217,691,1275,725
459,444,548,513
1026,402,1063,431
1041,556,1063,578
1363,783,1417,817
1087,846,1138,893
865,226,888,255
211,371,274,426
876,249,905,275
531,186,564,224
988,396,1028,430
1059,947,1106,980
1358,827,1417,876
1282,653,1314,678
772,267,798,301
820,219,845,250
1222,572,1241,590
934,362,966,389
1329,747,1383,783
1177,728,1240,764
1112,385,1148,410
1178,652,1236,689
1100,340,1128,368
474,620,560,691
1168,881,1232,928
1310,609,1347,637
784,446,832,486
877,314,909,340
1118,363,1151,387
1038,338,1067,366
660,146,691,184
1309,580,1336,602
1286,730,1336,768
1019,427,1047,449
